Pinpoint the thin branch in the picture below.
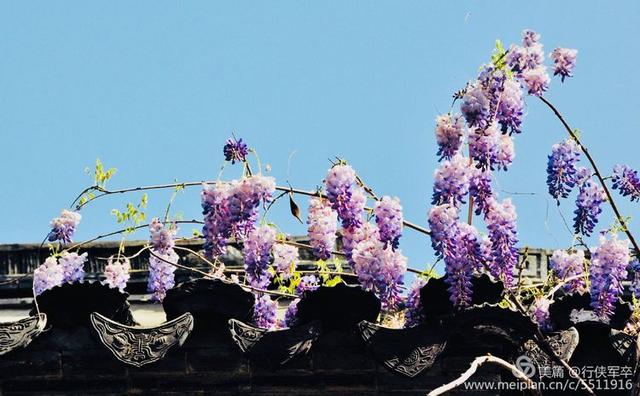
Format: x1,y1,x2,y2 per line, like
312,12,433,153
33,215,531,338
539,95,639,259
427,355,540,396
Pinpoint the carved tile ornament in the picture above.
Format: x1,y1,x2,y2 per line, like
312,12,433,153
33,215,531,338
521,327,579,370
358,320,447,378
0,314,47,356
228,319,320,366
90,312,194,367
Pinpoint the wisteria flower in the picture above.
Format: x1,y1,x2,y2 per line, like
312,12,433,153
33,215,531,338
325,164,366,228
58,252,88,283
444,223,483,307
351,238,407,310
432,155,471,207
149,218,176,254
522,66,550,96
460,85,490,129
48,210,82,244
104,256,131,292
272,243,299,279
253,294,277,329
612,164,640,202
493,134,515,171
573,179,606,236
546,139,581,200
243,225,276,289
296,275,319,294
148,249,178,302
496,79,524,134
404,278,426,328
427,203,459,258
223,137,249,164
469,168,494,216
201,182,233,257
374,196,403,250
33,256,64,295
549,249,585,293
485,198,519,288
550,48,578,82
284,299,299,328
590,236,630,321
342,222,379,263
307,197,338,260
469,123,499,170
434,113,465,160
530,297,552,331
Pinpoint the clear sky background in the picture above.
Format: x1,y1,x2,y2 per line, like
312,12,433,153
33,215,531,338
1,1,638,274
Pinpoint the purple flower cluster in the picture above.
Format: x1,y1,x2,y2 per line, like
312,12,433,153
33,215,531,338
201,176,275,257
148,249,178,302
469,169,494,216
272,243,299,279
507,30,549,96
48,210,82,244
351,238,407,310
284,299,299,328
307,197,338,260
223,137,249,164
374,196,403,249
342,222,379,263
432,155,471,207
496,79,524,134
546,139,581,200
485,198,519,288
549,249,585,293
427,204,459,258
573,178,606,236
434,113,465,160
58,252,88,283
33,257,64,295
612,164,640,202
589,236,630,321
243,225,276,289
494,134,515,171
149,218,176,254
468,123,499,170
630,260,640,300
550,48,578,82
103,257,131,292
404,278,426,328
530,297,552,331
296,275,319,294
460,85,490,129
443,223,484,307
324,164,366,229
253,294,277,329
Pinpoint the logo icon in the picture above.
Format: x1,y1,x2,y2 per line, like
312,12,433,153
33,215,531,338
515,355,536,378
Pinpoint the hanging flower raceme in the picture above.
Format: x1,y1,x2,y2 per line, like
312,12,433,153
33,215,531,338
404,278,426,328
589,236,630,321
432,155,472,207
549,249,586,293
507,30,544,76
630,260,640,300
530,297,553,331
469,168,494,216
494,134,515,171
48,210,82,244
550,48,578,82
223,137,249,164
444,223,482,308
58,252,88,283
148,249,178,302
33,257,64,296
296,275,319,294
485,198,519,288
477,64,507,113
342,222,379,264
460,85,490,129
522,66,550,96
103,257,131,292
253,294,277,329
227,175,276,237
427,203,459,258
284,299,299,328
546,139,581,200
434,113,465,160
306,197,338,260
573,178,606,236
201,182,233,257
374,196,403,250
149,218,176,254
496,79,524,134
351,238,407,310
272,243,299,279
469,123,499,170
324,164,366,229
612,164,640,202
243,225,276,289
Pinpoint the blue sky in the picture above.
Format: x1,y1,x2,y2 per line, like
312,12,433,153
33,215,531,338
1,1,638,273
